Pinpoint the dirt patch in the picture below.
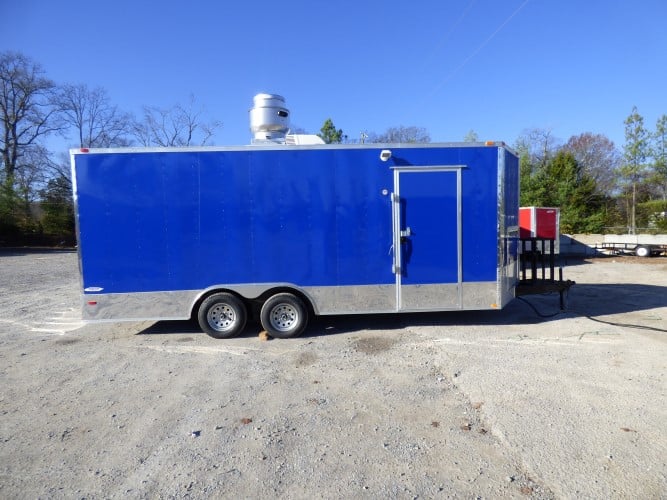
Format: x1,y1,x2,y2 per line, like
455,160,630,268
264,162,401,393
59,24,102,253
352,335,400,354
54,337,81,345
294,351,318,367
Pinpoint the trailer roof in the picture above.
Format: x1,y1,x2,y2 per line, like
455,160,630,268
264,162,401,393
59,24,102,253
70,141,515,156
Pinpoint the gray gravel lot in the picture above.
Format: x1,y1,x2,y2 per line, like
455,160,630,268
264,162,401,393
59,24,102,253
0,249,665,498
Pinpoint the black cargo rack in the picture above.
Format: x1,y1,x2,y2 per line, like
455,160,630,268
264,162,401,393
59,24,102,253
516,238,575,309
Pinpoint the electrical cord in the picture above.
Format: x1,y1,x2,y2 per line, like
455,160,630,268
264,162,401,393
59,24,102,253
517,295,667,333
568,311,667,333
516,296,564,318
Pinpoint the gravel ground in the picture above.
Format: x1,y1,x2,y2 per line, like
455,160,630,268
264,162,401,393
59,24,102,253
0,249,665,498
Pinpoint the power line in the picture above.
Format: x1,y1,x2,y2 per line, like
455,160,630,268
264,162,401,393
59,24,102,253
416,0,478,75
421,0,531,103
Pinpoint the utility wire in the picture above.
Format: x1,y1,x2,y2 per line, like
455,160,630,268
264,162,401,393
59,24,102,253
416,0,477,75
421,0,531,103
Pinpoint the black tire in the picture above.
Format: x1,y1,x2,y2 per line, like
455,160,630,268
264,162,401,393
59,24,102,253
197,292,247,339
260,293,309,339
635,245,650,258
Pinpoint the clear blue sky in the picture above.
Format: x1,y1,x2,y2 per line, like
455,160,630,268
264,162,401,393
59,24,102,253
2,0,666,149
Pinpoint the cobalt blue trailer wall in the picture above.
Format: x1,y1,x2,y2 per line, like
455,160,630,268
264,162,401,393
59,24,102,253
71,143,518,321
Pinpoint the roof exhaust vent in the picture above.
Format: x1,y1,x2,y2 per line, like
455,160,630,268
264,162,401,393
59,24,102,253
249,93,290,143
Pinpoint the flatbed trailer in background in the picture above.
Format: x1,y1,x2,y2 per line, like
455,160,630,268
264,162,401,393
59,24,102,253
594,234,667,257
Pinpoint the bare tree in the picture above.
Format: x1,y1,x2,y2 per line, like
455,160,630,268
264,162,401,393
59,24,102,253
514,128,561,169
369,125,430,143
0,51,61,188
56,83,132,148
132,95,221,147
562,132,621,196
14,144,54,214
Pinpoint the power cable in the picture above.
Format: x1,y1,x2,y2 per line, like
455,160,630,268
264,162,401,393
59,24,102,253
421,0,531,103
516,296,563,318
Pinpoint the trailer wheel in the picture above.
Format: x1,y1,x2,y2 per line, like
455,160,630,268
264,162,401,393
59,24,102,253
635,245,650,258
260,293,308,339
197,293,247,339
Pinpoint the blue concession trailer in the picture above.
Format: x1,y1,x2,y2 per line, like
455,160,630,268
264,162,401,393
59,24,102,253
71,142,519,338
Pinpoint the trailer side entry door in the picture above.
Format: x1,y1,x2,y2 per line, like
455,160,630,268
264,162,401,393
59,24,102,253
392,167,463,311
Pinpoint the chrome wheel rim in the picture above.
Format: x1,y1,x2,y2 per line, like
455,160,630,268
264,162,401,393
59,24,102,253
207,303,236,332
269,304,298,332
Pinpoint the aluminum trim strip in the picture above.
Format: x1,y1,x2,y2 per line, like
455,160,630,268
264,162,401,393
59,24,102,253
81,282,502,322
392,169,402,310
70,144,505,156
497,147,505,307
389,165,466,172
394,165,465,311
70,151,85,299
457,167,463,308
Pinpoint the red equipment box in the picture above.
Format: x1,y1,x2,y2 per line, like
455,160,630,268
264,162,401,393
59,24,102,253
519,207,560,240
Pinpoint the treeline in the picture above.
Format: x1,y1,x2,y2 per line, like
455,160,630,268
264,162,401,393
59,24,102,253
2,50,666,247
516,116,667,234
0,51,220,246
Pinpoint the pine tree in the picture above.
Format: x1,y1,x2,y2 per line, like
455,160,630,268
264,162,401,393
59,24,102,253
318,119,344,144
621,106,650,233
